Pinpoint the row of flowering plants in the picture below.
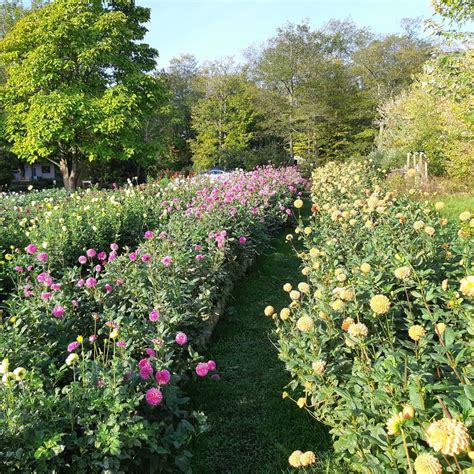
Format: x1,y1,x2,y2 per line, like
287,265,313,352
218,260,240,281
0,166,305,472
268,161,473,473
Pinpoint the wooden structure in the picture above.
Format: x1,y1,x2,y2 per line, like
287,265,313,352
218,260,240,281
406,152,428,183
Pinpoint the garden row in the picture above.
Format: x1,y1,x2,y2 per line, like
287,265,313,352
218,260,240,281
268,161,473,472
0,166,305,472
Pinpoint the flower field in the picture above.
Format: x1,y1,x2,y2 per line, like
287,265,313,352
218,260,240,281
0,166,304,471
269,161,473,472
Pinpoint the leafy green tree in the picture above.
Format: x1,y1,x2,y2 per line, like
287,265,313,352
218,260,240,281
0,0,163,190
190,60,255,171
377,50,473,179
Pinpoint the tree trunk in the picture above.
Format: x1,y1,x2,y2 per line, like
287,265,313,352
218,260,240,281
58,155,79,192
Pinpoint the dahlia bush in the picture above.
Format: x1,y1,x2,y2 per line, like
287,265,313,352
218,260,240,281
271,160,473,472
0,166,304,471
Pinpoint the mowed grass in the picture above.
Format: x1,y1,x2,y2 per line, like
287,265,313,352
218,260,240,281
439,194,474,221
188,229,338,473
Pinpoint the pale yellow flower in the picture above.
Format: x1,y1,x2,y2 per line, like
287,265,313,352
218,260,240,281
434,202,445,211
425,226,435,236
348,322,368,338
360,263,371,274
300,451,316,467
413,220,425,231
298,282,310,293
370,294,391,315
414,453,442,474
296,316,313,332
294,199,303,209
386,412,404,435
288,450,303,467
296,397,306,408
312,360,326,375
426,418,470,456
331,299,345,312
290,290,301,301
283,283,292,292
394,266,411,280
435,323,446,334
13,367,26,381
402,404,415,419
280,308,290,320
459,275,474,297
459,211,471,222
264,306,275,317
409,325,426,341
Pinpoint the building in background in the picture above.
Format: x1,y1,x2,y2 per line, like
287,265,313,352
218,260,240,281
13,162,57,182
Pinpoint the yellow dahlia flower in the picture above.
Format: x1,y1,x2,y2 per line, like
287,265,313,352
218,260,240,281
441,279,448,291
304,227,312,235
459,275,474,297
386,412,404,435
280,308,290,320
414,453,442,474
360,262,371,273
336,273,347,282
283,283,292,292
298,282,310,293
13,367,26,381
341,317,354,332
370,294,391,315
331,299,345,312
296,316,313,332
301,267,310,276
264,306,275,317
425,226,435,237
290,290,301,301
434,202,445,211
294,199,303,209
348,322,368,339
413,220,425,231
426,418,470,456
409,325,426,342
300,451,316,467
394,266,411,280
435,323,446,335
312,360,326,375
296,397,306,408
459,211,471,222
340,288,354,301
288,450,303,468
314,289,323,300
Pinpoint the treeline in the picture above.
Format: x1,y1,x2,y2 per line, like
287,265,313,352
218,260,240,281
156,19,435,172
0,0,472,189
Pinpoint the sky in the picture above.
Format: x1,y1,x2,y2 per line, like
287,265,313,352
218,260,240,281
140,0,437,68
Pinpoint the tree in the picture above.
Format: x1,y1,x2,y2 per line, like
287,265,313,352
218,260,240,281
0,0,164,190
376,50,473,179
190,60,255,171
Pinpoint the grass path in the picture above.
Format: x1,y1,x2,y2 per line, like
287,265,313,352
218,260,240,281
188,229,332,473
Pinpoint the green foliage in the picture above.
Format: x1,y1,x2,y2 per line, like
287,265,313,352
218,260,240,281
0,0,164,190
190,61,256,171
271,161,473,472
377,50,474,179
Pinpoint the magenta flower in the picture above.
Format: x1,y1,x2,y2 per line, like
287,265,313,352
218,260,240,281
37,272,49,283
89,335,97,343
175,332,187,346
37,252,48,262
116,340,126,348
207,360,217,371
14,266,24,272
25,244,37,254
78,255,87,264
104,283,113,293
141,253,152,263
77,278,85,287
129,252,137,261
71,299,79,308
139,364,154,380
85,277,97,288
194,244,202,251
27,265,33,271
161,256,172,267
144,231,154,239
239,236,247,245
67,341,80,352
155,369,171,385
146,348,156,357
195,254,205,261
108,251,117,262
211,374,221,381
51,283,61,291
149,310,160,322
86,248,96,258
138,358,151,369
52,305,65,318
145,387,163,406
94,264,102,272
105,320,118,329
98,251,107,261
41,292,52,300
110,243,119,251
195,362,209,377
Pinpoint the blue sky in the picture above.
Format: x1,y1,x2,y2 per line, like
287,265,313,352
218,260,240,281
140,0,437,68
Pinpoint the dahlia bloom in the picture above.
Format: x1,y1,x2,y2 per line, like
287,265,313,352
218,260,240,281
414,453,442,474
145,387,163,406
155,369,171,385
426,418,470,456
86,248,96,258
25,244,37,254
409,325,426,342
149,310,160,322
459,275,474,297
296,315,313,332
175,332,187,345
161,256,172,267
37,252,49,262
195,362,209,377
67,341,80,352
52,306,65,318
370,294,391,315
